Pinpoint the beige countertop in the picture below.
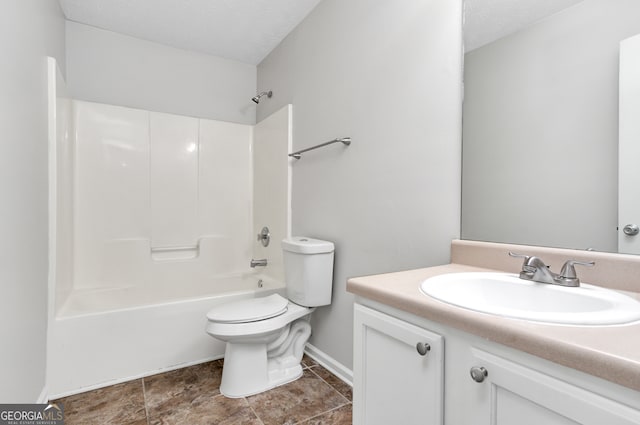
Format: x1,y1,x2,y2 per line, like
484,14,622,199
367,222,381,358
347,263,640,393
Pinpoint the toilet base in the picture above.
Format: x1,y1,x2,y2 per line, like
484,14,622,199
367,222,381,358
219,318,311,398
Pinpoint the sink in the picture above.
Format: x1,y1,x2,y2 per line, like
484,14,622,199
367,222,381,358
420,272,640,325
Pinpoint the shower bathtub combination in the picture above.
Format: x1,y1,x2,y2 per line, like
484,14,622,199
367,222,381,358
47,59,292,398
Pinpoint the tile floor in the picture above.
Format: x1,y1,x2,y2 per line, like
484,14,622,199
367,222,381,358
53,355,352,425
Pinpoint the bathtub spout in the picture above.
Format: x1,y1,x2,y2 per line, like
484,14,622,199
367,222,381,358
250,258,267,268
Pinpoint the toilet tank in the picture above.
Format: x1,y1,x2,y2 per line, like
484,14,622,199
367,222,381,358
282,237,335,307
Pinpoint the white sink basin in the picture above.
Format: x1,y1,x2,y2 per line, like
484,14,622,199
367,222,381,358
420,272,640,325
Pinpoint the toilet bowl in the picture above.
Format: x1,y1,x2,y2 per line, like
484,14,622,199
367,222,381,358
205,237,334,398
206,294,314,397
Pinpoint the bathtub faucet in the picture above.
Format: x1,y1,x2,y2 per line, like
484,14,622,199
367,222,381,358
250,258,268,268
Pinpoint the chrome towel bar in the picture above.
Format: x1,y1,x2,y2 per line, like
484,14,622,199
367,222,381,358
288,137,351,159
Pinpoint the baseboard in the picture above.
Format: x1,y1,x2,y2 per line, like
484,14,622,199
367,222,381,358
304,343,353,387
37,385,48,404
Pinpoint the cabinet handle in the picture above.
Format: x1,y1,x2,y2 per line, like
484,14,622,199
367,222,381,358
470,366,488,383
416,342,431,356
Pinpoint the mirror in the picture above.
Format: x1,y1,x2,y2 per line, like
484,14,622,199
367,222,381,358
461,0,640,253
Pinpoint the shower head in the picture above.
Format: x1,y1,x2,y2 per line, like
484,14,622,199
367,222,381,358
252,90,272,104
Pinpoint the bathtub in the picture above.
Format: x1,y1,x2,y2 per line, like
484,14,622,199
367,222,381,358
47,272,285,398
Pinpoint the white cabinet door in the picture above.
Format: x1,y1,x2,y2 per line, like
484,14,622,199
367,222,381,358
353,304,444,425
470,349,640,425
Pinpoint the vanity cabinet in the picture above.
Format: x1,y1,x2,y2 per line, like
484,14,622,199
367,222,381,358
353,302,640,425
353,304,444,425
466,348,640,425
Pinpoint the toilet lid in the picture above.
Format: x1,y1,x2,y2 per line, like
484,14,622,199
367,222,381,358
206,293,289,324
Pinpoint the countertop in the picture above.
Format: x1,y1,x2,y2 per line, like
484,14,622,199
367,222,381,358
347,263,640,392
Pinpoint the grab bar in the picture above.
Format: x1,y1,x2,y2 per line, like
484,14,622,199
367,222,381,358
288,137,351,159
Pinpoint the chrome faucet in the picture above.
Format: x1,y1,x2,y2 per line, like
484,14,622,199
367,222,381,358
508,252,594,287
250,258,267,268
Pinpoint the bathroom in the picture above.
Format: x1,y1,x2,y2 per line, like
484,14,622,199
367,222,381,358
2,0,640,424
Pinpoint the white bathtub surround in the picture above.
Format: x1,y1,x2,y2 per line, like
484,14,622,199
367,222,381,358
252,104,293,282
46,57,73,401
47,58,73,322
149,112,200,249
70,100,253,294
47,92,295,396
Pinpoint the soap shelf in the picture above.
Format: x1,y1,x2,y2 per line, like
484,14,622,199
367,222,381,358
150,244,199,261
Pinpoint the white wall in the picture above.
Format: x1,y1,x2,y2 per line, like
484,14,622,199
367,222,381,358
66,21,257,125
258,0,463,370
0,0,65,402
462,0,640,252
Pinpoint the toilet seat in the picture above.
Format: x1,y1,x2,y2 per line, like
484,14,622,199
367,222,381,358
207,294,288,324
206,298,314,339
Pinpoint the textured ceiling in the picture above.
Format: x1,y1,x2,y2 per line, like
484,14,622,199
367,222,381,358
464,0,585,51
58,0,322,65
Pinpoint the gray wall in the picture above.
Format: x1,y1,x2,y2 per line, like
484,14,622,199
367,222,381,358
66,22,257,124
258,0,463,369
462,0,640,252
0,0,65,402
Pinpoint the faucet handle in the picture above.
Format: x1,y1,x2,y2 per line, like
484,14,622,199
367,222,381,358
509,252,551,276
509,252,535,274
509,252,551,266
559,260,595,279
508,252,531,261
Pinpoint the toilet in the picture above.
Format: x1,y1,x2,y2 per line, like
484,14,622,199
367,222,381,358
206,236,334,398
